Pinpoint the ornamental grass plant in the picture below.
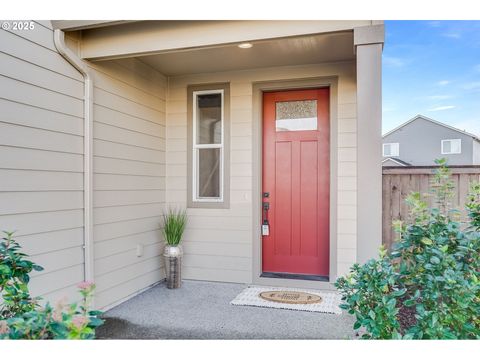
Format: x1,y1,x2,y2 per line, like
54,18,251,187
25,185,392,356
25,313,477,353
162,208,188,246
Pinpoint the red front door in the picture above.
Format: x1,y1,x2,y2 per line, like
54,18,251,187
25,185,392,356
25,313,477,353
262,88,330,277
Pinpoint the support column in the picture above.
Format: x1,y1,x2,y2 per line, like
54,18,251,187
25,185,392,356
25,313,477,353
354,24,384,263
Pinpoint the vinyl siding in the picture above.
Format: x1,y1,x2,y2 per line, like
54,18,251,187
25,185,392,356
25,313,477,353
0,22,85,303
166,62,358,283
87,58,167,309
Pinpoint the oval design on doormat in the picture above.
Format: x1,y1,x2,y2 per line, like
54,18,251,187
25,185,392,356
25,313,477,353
259,291,322,304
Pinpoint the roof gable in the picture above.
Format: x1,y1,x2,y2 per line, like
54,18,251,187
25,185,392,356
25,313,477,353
383,115,480,141
382,157,410,166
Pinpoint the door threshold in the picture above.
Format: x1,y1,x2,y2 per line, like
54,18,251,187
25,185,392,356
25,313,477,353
261,272,329,282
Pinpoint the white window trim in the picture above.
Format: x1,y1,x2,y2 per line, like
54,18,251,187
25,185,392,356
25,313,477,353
192,89,224,203
441,139,462,155
383,142,399,157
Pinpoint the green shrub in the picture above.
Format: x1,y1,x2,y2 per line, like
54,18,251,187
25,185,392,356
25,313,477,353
0,231,43,318
335,247,405,339
336,159,480,339
0,231,103,339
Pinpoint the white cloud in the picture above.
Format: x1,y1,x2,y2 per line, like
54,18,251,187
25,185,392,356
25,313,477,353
427,21,442,28
436,80,451,86
442,32,462,39
383,56,407,68
426,95,453,100
463,82,480,90
427,105,456,112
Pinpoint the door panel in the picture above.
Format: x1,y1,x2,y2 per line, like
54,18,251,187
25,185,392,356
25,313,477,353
262,88,330,277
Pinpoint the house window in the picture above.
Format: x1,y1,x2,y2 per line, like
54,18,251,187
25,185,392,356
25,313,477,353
188,84,230,208
383,143,399,157
441,139,461,154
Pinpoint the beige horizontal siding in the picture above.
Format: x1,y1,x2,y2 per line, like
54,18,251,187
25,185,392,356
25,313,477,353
29,264,84,298
30,247,84,277
95,242,163,276
0,146,83,172
89,57,167,309
17,228,84,256
3,21,57,51
0,75,83,117
95,270,162,311
0,24,85,304
94,217,161,243
0,122,83,154
0,210,84,236
0,99,83,136
94,139,165,164
0,51,83,98
0,29,83,81
0,191,83,215
95,230,162,259
0,169,83,191
94,173,165,191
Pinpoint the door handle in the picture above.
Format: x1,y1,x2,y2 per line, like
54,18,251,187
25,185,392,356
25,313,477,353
262,201,270,236
262,191,270,236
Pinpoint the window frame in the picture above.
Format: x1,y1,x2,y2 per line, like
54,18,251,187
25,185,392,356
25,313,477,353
441,139,462,155
382,142,400,157
187,83,230,209
192,89,224,203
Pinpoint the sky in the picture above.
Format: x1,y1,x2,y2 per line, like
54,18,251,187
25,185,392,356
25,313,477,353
382,20,480,136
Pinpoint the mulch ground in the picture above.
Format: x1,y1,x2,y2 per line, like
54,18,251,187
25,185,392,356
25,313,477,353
398,300,417,332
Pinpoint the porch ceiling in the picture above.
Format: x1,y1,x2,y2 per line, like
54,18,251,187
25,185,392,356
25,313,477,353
136,31,355,76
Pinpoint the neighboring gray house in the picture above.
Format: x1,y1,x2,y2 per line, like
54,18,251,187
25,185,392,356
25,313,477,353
382,115,480,166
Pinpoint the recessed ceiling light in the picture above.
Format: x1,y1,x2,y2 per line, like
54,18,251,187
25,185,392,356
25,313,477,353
238,43,253,49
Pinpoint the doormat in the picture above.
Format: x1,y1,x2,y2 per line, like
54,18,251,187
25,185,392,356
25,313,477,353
230,286,342,314
259,290,322,304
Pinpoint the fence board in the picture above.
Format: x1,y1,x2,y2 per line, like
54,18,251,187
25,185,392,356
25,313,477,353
382,166,480,250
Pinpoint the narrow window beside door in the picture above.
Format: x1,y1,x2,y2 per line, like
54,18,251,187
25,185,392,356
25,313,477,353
193,90,223,201
187,83,230,208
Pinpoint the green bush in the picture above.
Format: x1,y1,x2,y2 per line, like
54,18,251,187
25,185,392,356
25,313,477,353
0,231,43,318
336,159,480,339
0,231,103,339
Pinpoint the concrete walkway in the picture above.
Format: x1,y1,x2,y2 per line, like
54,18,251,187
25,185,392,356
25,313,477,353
96,280,357,339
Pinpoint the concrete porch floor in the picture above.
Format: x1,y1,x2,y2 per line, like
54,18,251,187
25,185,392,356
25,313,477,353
96,280,357,339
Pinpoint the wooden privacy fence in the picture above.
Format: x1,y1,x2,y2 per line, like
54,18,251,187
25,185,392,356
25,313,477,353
382,165,480,250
